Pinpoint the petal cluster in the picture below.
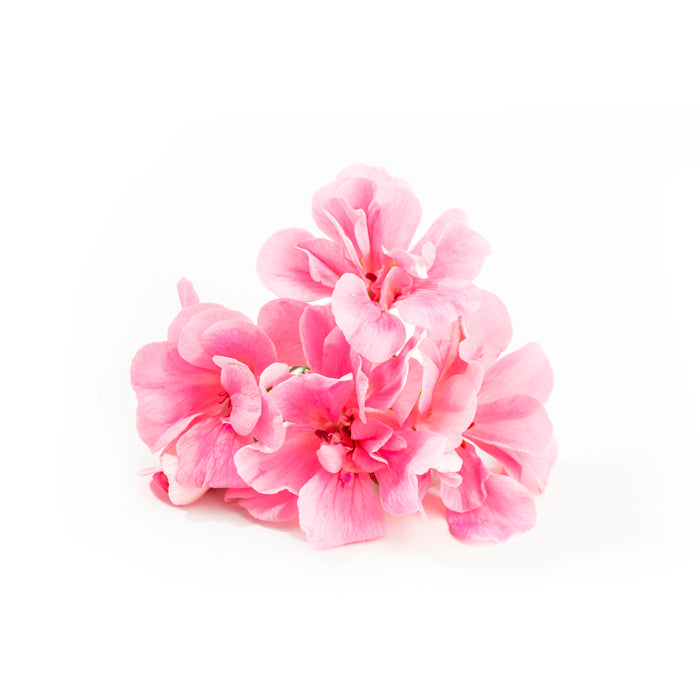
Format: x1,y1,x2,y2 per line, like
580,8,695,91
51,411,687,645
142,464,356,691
131,165,556,548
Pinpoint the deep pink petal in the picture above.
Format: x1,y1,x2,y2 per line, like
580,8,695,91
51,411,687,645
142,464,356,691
235,425,321,494
297,470,385,549
257,228,333,301
272,373,354,427
332,273,405,363
459,290,513,368
469,395,553,454
439,444,488,512
131,341,220,451
224,488,298,522
446,473,536,543
257,299,308,367
175,417,250,489
479,343,554,404
215,358,262,435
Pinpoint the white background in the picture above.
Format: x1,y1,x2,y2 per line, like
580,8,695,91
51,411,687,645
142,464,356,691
2,2,699,698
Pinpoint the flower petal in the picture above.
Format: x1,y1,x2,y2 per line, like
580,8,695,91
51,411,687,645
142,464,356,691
131,341,220,452
215,358,262,435
479,343,554,404
272,373,354,427
459,290,513,368
297,470,385,549
446,472,536,543
175,417,250,489
257,228,333,301
159,451,208,505
257,298,308,367
394,280,481,329
439,444,488,512
469,395,553,454
202,319,277,376
331,273,405,363
224,488,298,522
235,425,321,494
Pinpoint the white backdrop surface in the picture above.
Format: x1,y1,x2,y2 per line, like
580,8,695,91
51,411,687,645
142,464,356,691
2,2,699,699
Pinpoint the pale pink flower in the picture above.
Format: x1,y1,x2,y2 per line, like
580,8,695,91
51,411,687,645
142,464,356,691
130,280,290,504
256,165,488,362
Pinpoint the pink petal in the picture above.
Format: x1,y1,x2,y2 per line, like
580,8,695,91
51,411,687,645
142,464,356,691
439,444,488,512
169,306,248,359
411,208,468,253
300,303,335,367
375,428,447,516
364,330,421,411
215,357,262,435
177,309,255,370
375,463,422,517
316,442,347,473
394,280,481,329
202,319,277,376
469,395,553,454
177,278,200,307
459,290,513,368
131,341,220,452
369,182,422,252
296,237,356,287
235,425,321,494
175,417,250,489
166,302,226,351
413,210,490,281
252,390,285,450
350,417,393,454
331,273,406,363
257,299,308,367
419,364,484,448
257,228,333,301
225,488,298,522
446,473,536,543
160,451,208,505
392,357,423,426
297,470,385,549
479,343,554,404
272,373,354,427
470,437,558,493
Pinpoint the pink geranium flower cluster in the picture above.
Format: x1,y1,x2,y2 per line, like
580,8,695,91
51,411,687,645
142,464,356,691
131,165,556,548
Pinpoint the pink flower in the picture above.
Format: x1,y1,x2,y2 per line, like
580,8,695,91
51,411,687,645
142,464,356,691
235,368,454,549
130,280,291,504
256,165,488,362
